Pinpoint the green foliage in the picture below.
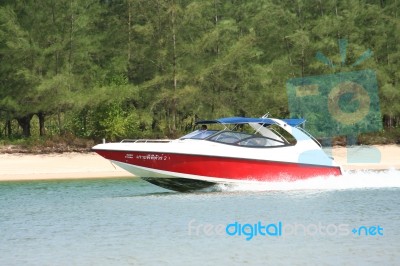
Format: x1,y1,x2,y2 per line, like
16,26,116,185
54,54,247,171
0,0,399,144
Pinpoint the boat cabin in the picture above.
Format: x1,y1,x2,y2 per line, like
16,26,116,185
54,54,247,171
180,117,306,148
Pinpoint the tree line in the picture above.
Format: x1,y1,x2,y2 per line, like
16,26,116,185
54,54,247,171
0,0,399,142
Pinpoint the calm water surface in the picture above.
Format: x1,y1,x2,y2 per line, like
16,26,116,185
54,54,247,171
0,170,400,266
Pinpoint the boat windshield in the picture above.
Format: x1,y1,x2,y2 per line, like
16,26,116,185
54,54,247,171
180,129,218,140
180,122,295,147
181,129,288,147
209,131,287,147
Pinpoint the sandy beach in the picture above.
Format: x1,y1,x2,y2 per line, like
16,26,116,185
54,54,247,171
0,152,132,181
330,144,400,171
0,145,399,181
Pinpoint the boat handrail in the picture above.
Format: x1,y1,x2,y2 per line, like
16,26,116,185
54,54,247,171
268,126,290,144
120,139,172,143
296,127,322,147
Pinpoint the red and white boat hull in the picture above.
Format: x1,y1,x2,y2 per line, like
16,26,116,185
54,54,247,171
92,117,343,192
94,146,342,191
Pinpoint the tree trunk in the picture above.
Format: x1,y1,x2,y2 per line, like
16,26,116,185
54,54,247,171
214,0,219,55
57,111,64,135
69,0,74,67
6,120,12,137
37,112,46,136
170,0,177,134
128,0,132,62
17,114,34,138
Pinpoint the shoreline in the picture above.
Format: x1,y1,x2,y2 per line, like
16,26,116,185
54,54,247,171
329,144,400,171
0,152,132,181
0,144,399,182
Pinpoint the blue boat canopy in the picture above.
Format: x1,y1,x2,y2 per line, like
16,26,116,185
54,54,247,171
195,117,305,127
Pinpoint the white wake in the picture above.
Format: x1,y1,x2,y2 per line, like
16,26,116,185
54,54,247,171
213,169,400,192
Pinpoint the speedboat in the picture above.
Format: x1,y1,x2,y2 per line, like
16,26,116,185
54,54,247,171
92,116,342,192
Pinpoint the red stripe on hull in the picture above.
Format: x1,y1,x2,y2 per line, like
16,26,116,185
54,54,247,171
95,150,341,181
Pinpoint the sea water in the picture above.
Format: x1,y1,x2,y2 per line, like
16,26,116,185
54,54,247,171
0,170,400,266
